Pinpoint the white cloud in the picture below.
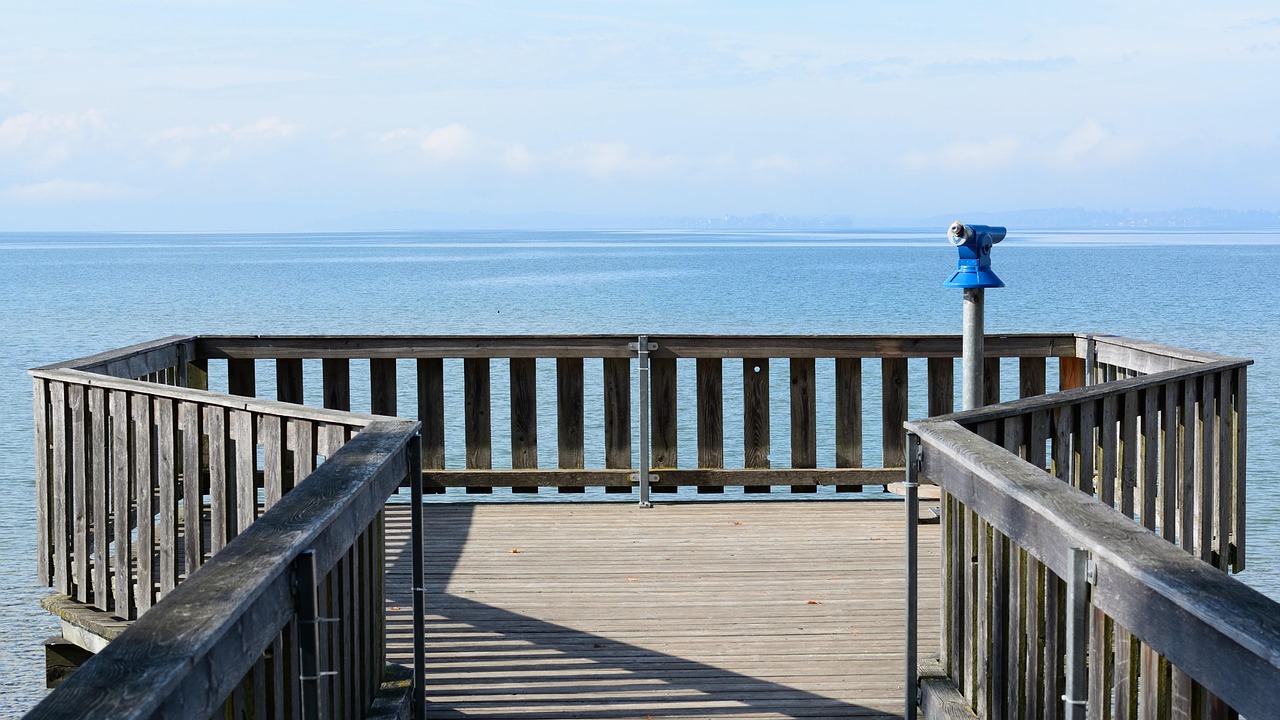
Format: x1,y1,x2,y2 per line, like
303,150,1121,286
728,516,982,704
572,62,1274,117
148,116,300,167
3,179,143,204
503,144,534,173
376,123,476,162
902,120,1141,173
0,110,106,168
234,116,299,142
555,141,685,179
750,153,801,174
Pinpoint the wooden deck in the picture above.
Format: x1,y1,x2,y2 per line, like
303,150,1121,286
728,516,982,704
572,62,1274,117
383,500,940,719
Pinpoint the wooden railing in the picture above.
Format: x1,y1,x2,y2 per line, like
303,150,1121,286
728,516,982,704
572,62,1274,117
192,333,1079,494
909,336,1258,719
26,419,421,720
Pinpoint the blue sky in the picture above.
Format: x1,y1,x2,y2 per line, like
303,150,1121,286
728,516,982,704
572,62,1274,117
1,1,1278,229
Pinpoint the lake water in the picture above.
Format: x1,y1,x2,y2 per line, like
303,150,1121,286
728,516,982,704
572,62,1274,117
1,229,1277,714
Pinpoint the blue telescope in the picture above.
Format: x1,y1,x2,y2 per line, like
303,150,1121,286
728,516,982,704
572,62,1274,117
943,221,1007,289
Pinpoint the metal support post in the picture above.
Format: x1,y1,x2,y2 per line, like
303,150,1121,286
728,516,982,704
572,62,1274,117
409,439,426,720
634,335,653,508
904,432,920,719
962,287,985,411
1084,334,1097,387
294,549,322,720
1063,547,1091,719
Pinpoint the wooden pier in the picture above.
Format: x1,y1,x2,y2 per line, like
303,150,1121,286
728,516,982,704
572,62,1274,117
23,333,1280,720
385,501,939,719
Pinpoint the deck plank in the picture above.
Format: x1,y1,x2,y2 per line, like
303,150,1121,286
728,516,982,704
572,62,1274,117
384,501,941,719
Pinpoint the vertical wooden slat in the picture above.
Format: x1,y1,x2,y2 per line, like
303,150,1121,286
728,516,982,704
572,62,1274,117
650,357,678,469
1078,400,1097,495
1138,645,1165,720
417,358,445,473
370,358,397,415
836,358,863,492
1028,411,1049,471
464,358,492,494
1053,404,1074,483
557,358,586,469
1006,545,1025,720
1161,384,1178,544
231,410,256,534
1060,356,1086,391
976,519,991,717
743,358,770,475
33,378,52,586
110,390,132,615
133,395,154,614
1180,380,1196,554
51,382,72,597
1233,369,1246,571
1217,372,1233,571
1089,608,1113,720
227,358,256,397
180,402,203,576
1141,389,1160,532
322,358,351,412
155,398,178,598
603,357,632,477
205,406,228,555
964,507,977,703
790,358,817,492
983,356,1001,406
1199,375,1217,563
1043,572,1064,720
262,415,284,509
555,358,586,492
1121,391,1139,519
1101,395,1119,507
186,357,208,391
69,384,90,603
1172,667,1194,720
1024,557,1042,720
696,358,724,469
881,358,908,468
1114,627,1139,720
89,387,109,605
291,420,315,479
276,359,304,404
509,358,538,468
928,357,954,416
1020,357,1047,398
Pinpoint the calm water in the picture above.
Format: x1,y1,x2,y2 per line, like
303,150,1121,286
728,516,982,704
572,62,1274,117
1,229,1277,714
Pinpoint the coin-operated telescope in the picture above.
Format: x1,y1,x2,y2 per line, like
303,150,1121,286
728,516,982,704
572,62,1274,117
944,221,1006,289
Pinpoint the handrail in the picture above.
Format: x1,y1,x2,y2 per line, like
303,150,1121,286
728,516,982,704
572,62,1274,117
26,420,421,720
34,335,196,378
909,417,1276,719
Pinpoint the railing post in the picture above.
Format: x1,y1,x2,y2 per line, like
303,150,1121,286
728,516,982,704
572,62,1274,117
294,549,322,720
409,437,426,720
905,432,920,719
632,335,654,508
1084,334,1097,387
1064,547,1091,720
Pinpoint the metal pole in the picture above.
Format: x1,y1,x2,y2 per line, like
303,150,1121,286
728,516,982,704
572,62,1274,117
962,287,985,411
636,335,652,508
409,439,426,720
295,549,322,720
904,433,920,719
1063,547,1090,719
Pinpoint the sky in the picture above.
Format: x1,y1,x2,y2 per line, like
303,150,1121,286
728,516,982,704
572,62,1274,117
1,1,1278,230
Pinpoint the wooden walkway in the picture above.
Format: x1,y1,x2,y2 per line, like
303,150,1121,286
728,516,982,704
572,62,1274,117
383,500,940,720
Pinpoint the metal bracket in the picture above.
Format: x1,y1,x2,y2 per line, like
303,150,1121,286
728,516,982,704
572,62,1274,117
1086,560,1098,585
627,342,659,352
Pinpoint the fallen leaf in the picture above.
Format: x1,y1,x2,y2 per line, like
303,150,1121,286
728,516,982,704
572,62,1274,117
732,521,743,526
807,600,822,605
867,536,888,541
626,577,639,582
509,549,522,554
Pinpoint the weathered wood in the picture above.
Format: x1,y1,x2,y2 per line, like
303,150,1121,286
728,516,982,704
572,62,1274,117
1141,389,1160,532
227,359,256,398
881,358,908,468
463,358,492,472
205,406,229,556
1121,390,1139,519
50,383,70,597
1180,379,1196,554
89,387,109,606
1101,394,1118,507
109,390,132,615
742,359,770,471
155,398,179,598
26,421,416,720
416,358,445,471
928,357,954,417
369,358,397,416
1161,384,1178,544
420,466,900,488
509,358,538,471
557,358,585,470
322,358,351,412
1233,368,1246,571
261,415,284,509
603,358,631,472
39,335,194,379
835,358,863,492
275,359,303,404
1217,371,1232,572
696,358,724,469
231,410,256,535
133,395,154,614
650,357,678,469
1020,357,1047,399
34,378,52,587
180,402,203,577
983,356,1001,406
69,385,89,603
910,418,1280,720
1089,335,1237,375
790,358,817,479
1199,375,1216,563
